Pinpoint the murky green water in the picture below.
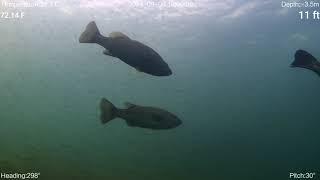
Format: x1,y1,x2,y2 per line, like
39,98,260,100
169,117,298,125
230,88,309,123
0,1,319,179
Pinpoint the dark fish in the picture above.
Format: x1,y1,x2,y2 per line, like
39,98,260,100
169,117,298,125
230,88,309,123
99,98,182,130
79,21,172,76
291,49,320,76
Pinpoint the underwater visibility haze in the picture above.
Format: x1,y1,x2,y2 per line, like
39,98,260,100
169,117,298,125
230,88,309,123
0,0,320,179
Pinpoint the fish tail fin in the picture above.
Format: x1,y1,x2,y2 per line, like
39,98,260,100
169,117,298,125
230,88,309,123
79,21,101,43
99,98,118,124
291,49,318,68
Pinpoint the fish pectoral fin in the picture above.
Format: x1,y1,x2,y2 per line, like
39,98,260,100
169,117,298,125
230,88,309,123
125,120,135,127
103,49,114,57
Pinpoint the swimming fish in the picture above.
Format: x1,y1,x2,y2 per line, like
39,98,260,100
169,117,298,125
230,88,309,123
79,21,172,76
291,49,320,76
99,98,182,130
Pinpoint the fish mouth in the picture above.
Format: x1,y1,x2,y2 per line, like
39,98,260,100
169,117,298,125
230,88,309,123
166,69,173,76
177,119,182,126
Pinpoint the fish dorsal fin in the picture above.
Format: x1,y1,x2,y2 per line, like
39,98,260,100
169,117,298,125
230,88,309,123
124,102,137,109
109,32,130,40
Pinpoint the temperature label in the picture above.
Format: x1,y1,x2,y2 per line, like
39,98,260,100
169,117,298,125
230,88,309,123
0,0,60,19
1,11,25,19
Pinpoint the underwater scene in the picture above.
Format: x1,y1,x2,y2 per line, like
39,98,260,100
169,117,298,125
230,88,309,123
0,0,319,179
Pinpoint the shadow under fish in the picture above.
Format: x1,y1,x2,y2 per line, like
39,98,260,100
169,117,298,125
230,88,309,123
99,98,182,130
79,21,172,76
291,49,320,77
